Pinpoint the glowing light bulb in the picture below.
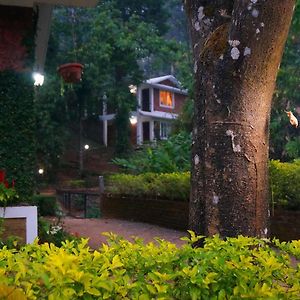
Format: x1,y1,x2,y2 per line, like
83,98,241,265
33,72,45,86
129,116,137,125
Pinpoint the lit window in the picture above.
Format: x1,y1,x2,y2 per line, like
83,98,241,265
159,90,173,108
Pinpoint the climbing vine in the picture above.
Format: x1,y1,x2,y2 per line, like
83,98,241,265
0,71,35,200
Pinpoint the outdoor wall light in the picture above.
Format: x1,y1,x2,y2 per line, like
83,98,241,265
38,168,44,175
129,116,137,125
33,72,45,86
84,144,90,150
129,84,137,94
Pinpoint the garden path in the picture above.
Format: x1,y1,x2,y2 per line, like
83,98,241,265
62,217,187,249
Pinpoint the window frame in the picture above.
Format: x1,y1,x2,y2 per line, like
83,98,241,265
160,121,171,140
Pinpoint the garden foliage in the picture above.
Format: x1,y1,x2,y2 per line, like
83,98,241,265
270,1,300,160
113,132,191,173
0,170,18,206
31,195,58,217
106,172,190,201
269,159,300,209
0,71,35,200
108,160,300,209
0,234,299,299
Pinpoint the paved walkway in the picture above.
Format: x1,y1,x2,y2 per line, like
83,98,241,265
62,217,187,249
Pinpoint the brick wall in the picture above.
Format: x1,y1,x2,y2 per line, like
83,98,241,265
153,88,186,114
100,194,300,240
0,6,33,71
101,194,189,230
2,218,26,243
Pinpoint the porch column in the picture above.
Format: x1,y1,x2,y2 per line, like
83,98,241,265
149,120,155,142
103,120,108,147
137,113,143,145
150,87,154,112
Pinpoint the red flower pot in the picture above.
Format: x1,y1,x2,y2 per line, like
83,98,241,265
57,63,84,83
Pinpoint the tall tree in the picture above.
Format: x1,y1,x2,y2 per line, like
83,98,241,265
185,1,295,238
270,2,300,160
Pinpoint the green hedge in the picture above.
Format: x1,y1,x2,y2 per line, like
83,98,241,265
31,195,58,216
0,234,299,299
0,71,35,200
269,159,300,209
107,161,300,209
106,172,190,200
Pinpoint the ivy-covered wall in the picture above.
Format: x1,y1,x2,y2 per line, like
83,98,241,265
0,71,35,199
0,6,37,200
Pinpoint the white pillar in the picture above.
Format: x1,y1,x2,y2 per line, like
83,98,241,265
150,120,154,142
137,113,143,145
150,88,154,112
103,120,108,147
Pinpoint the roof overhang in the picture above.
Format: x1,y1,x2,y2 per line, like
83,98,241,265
139,110,178,120
0,0,97,7
140,83,188,96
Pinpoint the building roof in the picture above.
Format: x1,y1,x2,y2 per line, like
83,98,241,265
140,75,187,95
144,75,188,95
146,75,180,87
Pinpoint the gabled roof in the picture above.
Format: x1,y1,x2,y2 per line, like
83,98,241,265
146,75,180,87
142,75,188,95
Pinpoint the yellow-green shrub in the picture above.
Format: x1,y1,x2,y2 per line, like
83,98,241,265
106,172,190,200
0,235,299,299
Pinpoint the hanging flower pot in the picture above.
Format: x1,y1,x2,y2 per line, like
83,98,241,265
57,63,84,83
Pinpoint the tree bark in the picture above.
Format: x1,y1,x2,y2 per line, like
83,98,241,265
185,0,295,237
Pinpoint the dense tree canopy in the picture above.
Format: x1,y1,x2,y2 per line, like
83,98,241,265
270,2,300,160
36,0,191,171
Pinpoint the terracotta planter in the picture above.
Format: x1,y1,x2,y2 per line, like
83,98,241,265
57,63,84,83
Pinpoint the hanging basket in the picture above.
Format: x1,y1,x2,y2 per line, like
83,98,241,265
57,63,84,83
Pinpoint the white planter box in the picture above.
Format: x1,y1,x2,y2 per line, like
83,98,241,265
0,206,38,244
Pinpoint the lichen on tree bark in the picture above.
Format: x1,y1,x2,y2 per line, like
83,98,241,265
185,0,295,238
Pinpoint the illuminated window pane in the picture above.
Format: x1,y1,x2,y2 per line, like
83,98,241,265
160,90,173,107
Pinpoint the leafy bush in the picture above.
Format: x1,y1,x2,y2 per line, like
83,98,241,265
63,179,86,188
31,195,58,216
107,172,190,200
0,183,18,207
0,170,19,206
0,234,299,299
269,159,300,209
108,160,300,209
38,217,78,247
284,138,300,160
113,132,191,174
0,71,35,200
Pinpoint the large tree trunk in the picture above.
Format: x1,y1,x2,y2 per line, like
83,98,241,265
185,0,295,237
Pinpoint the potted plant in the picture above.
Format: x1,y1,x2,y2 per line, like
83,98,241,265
0,170,37,244
57,63,84,83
